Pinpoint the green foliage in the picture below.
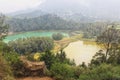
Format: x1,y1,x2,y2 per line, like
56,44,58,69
50,63,75,80
73,67,85,79
0,41,24,77
0,41,10,53
9,37,54,54
5,53,23,77
41,50,76,70
7,14,76,32
52,33,63,40
91,50,106,65
91,27,120,65
82,22,107,39
96,27,120,62
0,19,14,79
0,14,9,41
7,14,108,40
3,51,20,65
79,26,120,80
0,53,14,80
79,64,120,80
55,50,76,66
41,50,55,69
40,50,77,80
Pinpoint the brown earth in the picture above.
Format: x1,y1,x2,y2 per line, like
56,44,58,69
16,77,54,80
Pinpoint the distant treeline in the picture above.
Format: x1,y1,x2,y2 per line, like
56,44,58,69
7,14,77,32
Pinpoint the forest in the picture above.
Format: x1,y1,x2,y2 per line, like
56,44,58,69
6,14,111,40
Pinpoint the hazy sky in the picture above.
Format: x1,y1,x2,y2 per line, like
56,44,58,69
0,0,44,13
0,0,120,15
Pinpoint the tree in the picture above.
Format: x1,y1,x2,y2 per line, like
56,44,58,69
41,50,55,69
0,14,9,40
50,63,74,80
91,50,106,65
52,33,63,40
55,49,76,65
56,50,66,62
96,26,120,62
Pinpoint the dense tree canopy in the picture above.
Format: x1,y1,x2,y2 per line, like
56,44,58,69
7,14,76,32
8,37,54,54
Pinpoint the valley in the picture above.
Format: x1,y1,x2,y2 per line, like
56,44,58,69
0,0,120,80
4,30,100,65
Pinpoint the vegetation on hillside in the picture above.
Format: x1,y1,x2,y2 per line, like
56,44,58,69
8,37,54,54
0,52,14,80
7,14,109,39
0,14,9,40
0,14,14,80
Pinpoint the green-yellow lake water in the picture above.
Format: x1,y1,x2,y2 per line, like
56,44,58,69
64,41,100,65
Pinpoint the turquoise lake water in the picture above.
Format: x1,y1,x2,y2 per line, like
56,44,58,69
3,31,68,43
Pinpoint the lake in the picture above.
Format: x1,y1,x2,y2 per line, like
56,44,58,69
64,41,100,65
3,31,69,43
4,32,100,65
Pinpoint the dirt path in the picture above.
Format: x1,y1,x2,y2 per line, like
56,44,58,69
16,77,54,80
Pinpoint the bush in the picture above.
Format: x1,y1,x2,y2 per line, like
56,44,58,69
52,33,63,40
50,63,75,80
3,51,24,77
0,53,14,80
79,64,120,80
41,51,55,69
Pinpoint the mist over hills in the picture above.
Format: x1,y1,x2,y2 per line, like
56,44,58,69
8,0,120,22
6,0,120,32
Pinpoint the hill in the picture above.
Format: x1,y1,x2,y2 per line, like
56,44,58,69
7,0,120,22
7,14,78,32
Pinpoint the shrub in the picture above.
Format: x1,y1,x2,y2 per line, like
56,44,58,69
3,51,24,77
41,51,55,69
52,33,63,40
79,64,120,80
50,63,74,80
0,53,14,80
